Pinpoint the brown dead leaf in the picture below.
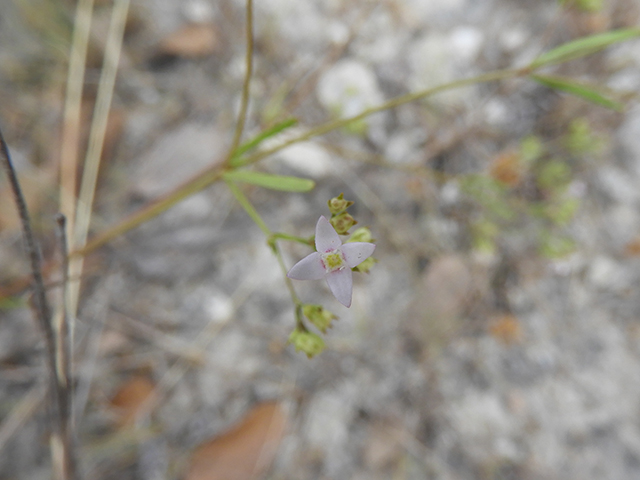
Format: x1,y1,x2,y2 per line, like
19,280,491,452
186,402,287,480
489,314,522,345
110,376,155,427
624,236,640,256
490,150,522,187
159,23,219,58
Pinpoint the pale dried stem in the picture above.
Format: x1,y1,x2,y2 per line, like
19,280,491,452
59,0,95,240
68,0,130,327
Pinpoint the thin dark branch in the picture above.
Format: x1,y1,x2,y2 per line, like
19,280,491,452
55,214,77,478
0,127,75,479
0,131,55,372
227,0,254,159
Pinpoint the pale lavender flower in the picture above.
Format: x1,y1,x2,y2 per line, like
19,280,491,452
287,216,376,307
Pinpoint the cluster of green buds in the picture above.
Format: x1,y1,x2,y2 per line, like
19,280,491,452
286,194,378,357
328,193,357,234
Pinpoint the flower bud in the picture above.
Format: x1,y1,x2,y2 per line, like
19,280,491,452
354,256,377,273
327,193,354,215
288,328,326,358
303,304,338,333
330,212,357,235
347,227,373,243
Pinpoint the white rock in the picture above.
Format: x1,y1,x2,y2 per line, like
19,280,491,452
182,0,215,23
409,27,484,106
587,256,624,290
317,59,384,119
203,290,234,324
263,132,334,178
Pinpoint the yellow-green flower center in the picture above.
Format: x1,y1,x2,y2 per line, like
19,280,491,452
322,251,344,271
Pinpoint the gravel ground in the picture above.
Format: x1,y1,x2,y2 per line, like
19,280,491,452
1,0,640,479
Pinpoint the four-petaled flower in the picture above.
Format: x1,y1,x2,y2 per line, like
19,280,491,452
287,216,375,307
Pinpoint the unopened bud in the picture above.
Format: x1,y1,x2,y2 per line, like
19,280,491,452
354,256,377,274
303,304,338,333
330,212,357,234
327,193,354,215
288,328,325,358
347,227,373,243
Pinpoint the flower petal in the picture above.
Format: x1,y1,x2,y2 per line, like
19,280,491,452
325,268,353,307
287,252,326,280
315,215,341,253
340,242,376,268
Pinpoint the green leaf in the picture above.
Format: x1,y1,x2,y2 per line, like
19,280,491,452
230,118,298,167
530,28,640,69
223,170,315,192
532,74,624,111
224,180,270,235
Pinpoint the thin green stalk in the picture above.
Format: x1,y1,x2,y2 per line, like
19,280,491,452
224,181,302,311
268,232,314,248
227,0,254,162
75,68,526,255
236,68,523,168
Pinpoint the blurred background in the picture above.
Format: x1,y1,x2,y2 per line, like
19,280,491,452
1,0,640,479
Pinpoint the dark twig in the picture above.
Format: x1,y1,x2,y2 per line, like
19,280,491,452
54,214,76,477
0,128,75,479
227,0,254,160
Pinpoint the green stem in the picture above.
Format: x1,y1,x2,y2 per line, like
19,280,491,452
226,0,254,164
75,68,527,256
236,68,524,167
268,232,314,247
225,181,303,314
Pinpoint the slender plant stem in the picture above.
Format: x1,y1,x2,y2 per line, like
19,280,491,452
54,214,75,474
75,168,224,257
59,0,95,241
68,0,130,324
238,68,523,168
268,232,314,247
227,0,254,161
0,129,75,479
225,180,302,309
73,68,527,257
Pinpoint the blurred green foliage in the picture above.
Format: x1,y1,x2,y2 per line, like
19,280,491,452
460,119,605,258
559,0,604,13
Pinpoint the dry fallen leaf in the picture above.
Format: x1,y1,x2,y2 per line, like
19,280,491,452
624,236,640,256
109,376,156,427
186,402,287,480
490,150,522,187
489,314,523,345
159,23,219,58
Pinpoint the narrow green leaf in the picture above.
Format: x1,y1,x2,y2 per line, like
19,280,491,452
532,74,624,111
530,28,640,69
224,180,270,235
230,118,298,167
223,170,315,192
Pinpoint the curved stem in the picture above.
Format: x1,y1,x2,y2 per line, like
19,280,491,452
237,68,524,168
74,68,528,256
